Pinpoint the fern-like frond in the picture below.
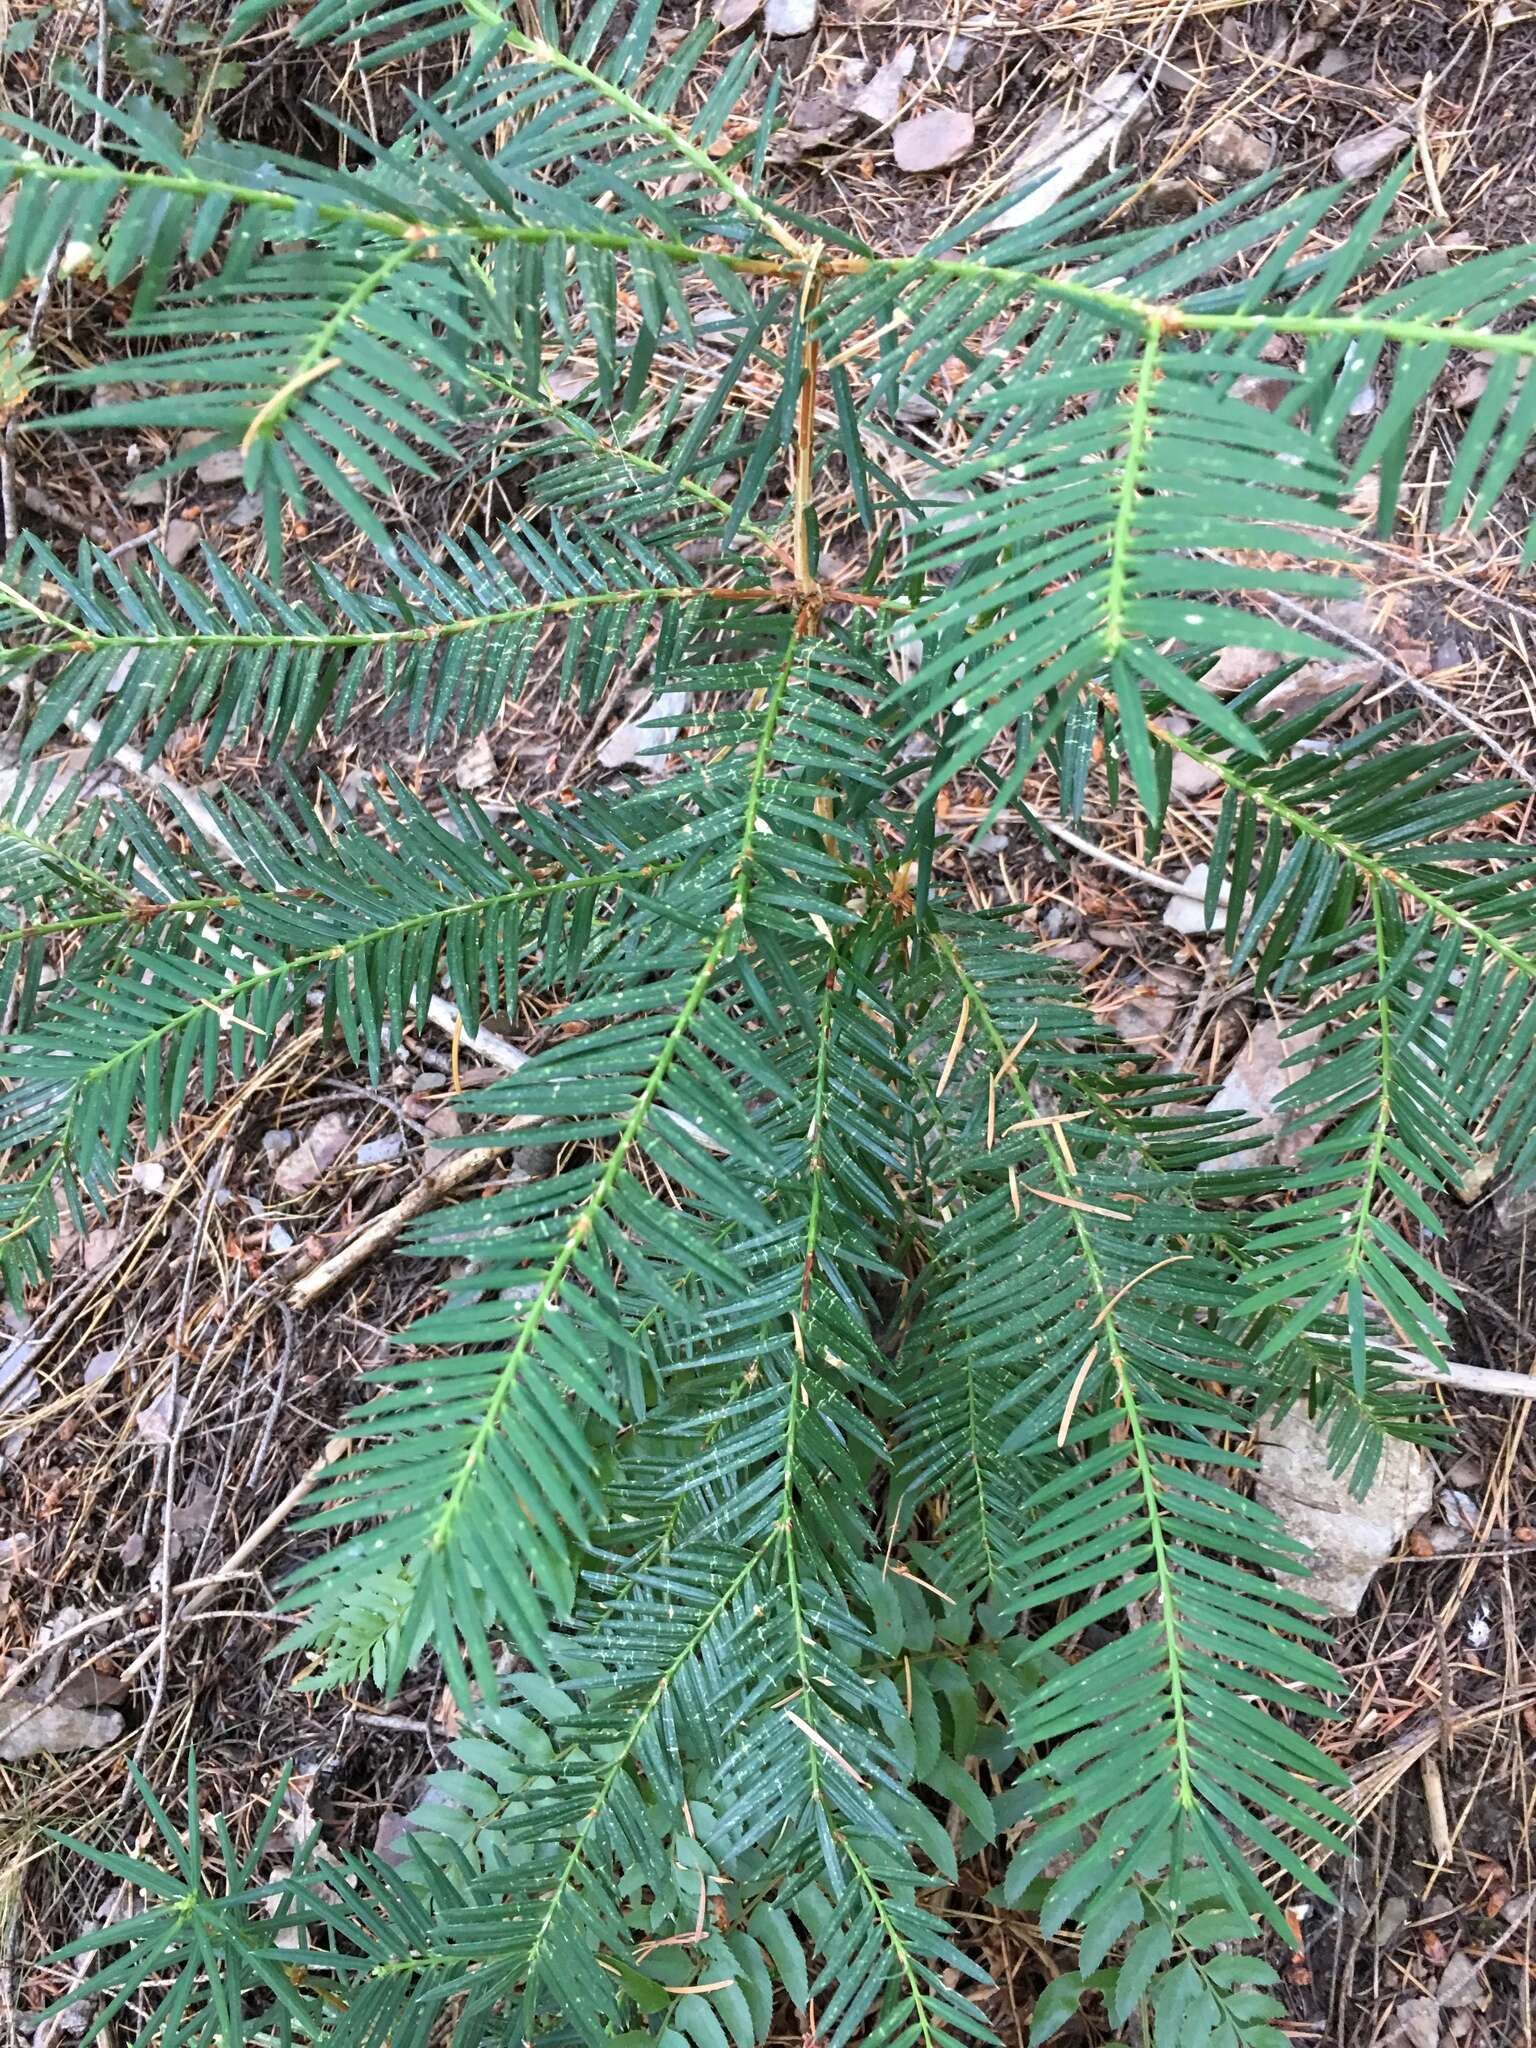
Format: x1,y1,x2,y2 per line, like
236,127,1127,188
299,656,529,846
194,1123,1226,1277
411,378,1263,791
1135,699,1536,1369
283,622,820,1689
3,515,758,761
921,930,1350,1945
17,21,1536,2044
0,776,650,1291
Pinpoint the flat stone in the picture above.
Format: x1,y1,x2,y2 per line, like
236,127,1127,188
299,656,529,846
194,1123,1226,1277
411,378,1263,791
1332,125,1411,181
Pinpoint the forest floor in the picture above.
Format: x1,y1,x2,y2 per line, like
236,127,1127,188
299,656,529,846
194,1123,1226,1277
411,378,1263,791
4,1,1536,2044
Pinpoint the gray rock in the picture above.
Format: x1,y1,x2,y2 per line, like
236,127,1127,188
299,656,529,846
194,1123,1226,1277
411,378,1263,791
0,1699,124,1761
851,44,914,124
1386,1999,1440,2048
1438,1952,1487,2009
893,107,975,172
1162,861,1228,934
1332,126,1411,182
1200,118,1272,176
161,518,200,569
1371,1893,1410,1946
1257,1406,1434,1616
189,440,247,486
763,0,815,31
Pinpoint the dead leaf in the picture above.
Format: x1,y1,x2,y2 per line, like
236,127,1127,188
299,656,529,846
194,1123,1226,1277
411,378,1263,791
81,1225,118,1273
1495,1181,1536,1235
0,1697,124,1762
893,107,975,172
1332,125,1411,181
784,91,855,149
1346,470,1382,520
1449,353,1529,411
988,72,1149,232
712,0,759,22
1456,1150,1498,1202
373,1809,422,1868
82,1348,121,1391
454,732,497,791
274,1111,352,1196
1440,1487,1481,1534
1044,937,1102,968
852,44,914,124
1229,372,1292,412
1200,644,1277,694
135,1384,186,1447
423,1105,463,1172
1256,655,1379,721
1257,1406,1433,1616
1412,228,1475,276
1107,995,1175,1049
131,1160,167,1194
0,1531,34,1598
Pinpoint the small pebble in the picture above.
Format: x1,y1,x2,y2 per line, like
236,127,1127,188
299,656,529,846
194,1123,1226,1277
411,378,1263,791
194,445,247,487
1200,117,1272,176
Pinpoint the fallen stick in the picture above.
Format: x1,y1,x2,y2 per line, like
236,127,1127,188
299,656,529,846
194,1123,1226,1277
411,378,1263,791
1385,1350,1536,1402
288,1133,527,1308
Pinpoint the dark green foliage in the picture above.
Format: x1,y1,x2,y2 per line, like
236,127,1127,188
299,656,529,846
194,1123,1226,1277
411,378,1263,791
6,4,1536,2045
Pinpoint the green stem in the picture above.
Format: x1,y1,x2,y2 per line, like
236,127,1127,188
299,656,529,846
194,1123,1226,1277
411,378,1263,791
2,580,720,663
10,160,1534,365
512,1542,767,1994
0,893,239,948
1344,884,1396,1284
1103,332,1160,656
848,1850,943,2048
